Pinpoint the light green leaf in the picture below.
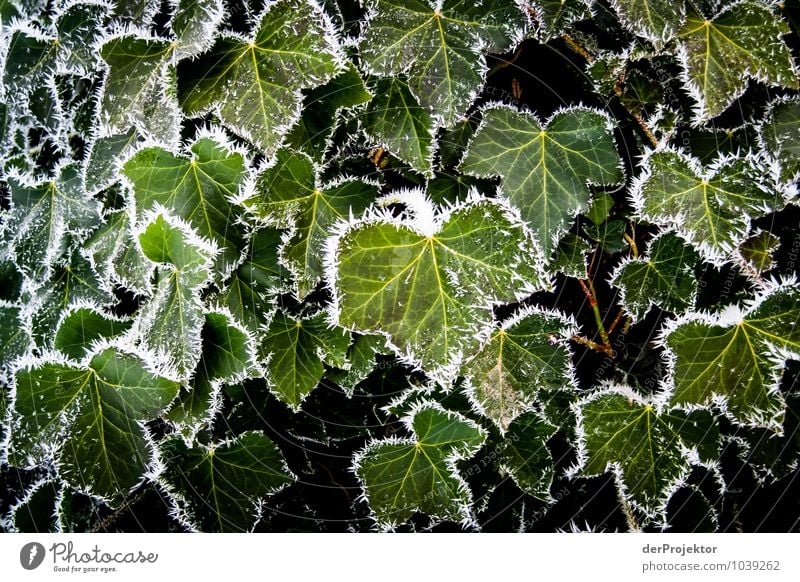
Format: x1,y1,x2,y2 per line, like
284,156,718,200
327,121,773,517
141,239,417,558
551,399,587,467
359,0,527,126
525,0,591,40
178,0,344,154
171,0,224,59
247,148,378,298
99,35,180,143
333,195,546,374
159,431,294,532
665,284,800,429
579,388,719,516
461,105,623,257
461,307,575,431
760,97,800,186
497,412,557,501
5,165,101,279
610,232,700,321
10,348,179,501
364,77,435,176
54,306,131,360
633,149,780,265
738,230,780,274
677,2,798,120
549,233,590,279
123,136,247,277
326,333,390,396
585,191,615,226
260,310,350,410
609,0,685,42
355,403,486,527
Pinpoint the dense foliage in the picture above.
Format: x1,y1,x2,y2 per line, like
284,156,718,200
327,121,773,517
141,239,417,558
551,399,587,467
1,0,800,532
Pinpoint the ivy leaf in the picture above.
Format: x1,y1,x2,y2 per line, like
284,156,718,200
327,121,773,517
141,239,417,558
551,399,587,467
633,149,780,265
54,306,132,360
609,0,685,42
524,0,591,40
2,29,59,106
84,128,142,194
354,403,486,527
327,333,390,396
359,0,528,126
759,97,800,187
247,148,378,298
333,194,546,375
0,302,29,377
578,387,719,517
461,105,623,257
664,283,800,429
11,480,61,533
550,233,590,279
179,0,344,154
260,310,350,410
738,230,780,274
135,213,215,378
460,307,576,431
610,232,700,321
10,348,180,501
159,431,294,532
112,0,160,25
497,412,557,501
364,77,435,177
85,209,153,295
4,165,101,280
123,136,247,277
677,2,798,120
55,1,109,75
98,35,180,143
170,0,224,59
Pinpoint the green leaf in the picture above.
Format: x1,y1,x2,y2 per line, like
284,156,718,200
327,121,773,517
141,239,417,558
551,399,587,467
55,2,109,75
610,232,700,321
665,283,800,429
84,128,141,194
526,0,591,40
578,388,718,516
326,333,390,396
159,431,294,532
354,403,486,527
549,233,590,279
112,0,160,25
0,302,29,376
12,480,60,533
123,136,247,277
178,0,344,154
760,97,800,186
359,0,528,126
496,412,557,501
99,35,180,143
54,306,132,360
585,191,615,226
247,148,378,298
677,2,798,120
333,194,546,374
5,165,101,279
135,213,214,378
461,307,576,431
171,0,224,59
287,62,372,162
168,311,252,436
260,310,350,410
461,105,623,256
738,230,780,274
2,29,59,104
364,77,435,176
10,348,180,501
84,209,152,295
633,149,780,265
609,0,685,42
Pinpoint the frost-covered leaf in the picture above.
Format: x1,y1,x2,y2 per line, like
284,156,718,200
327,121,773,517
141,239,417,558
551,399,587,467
738,230,780,274
524,0,591,40
578,388,719,517
0,302,29,375
112,0,160,25
260,310,350,410
55,1,109,75
134,214,214,378
10,348,180,501
354,403,486,527
84,209,152,295
633,149,780,265
84,129,141,194
4,165,101,279
98,35,180,143
179,0,344,154
54,306,131,360
664,283,800,429
610,232,700,321
760,96,800,187
359,0,528,126
11,480,60,533
160,431,294,532
364,77,435,176
461,307,575,431
609,0,685,42
549,233,590,279
677,2,798,120
497,412,556,501
247,148,378,298
123,137,247,277
333,194,546,375
171,0,224,59
2,29,59,105
326,333,390,396
461,105,622,256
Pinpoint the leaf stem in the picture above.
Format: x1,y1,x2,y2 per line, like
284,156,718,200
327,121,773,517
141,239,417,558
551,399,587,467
561,34,595,64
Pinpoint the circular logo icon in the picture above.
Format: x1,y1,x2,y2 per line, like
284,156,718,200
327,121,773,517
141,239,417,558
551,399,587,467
20,542,46,570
